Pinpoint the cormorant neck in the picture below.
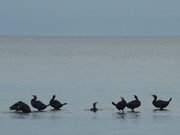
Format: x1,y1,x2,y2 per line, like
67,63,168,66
153,96,157,101
93,104,97,109
52,96,55,100
134,96,139,101
122,98,126,103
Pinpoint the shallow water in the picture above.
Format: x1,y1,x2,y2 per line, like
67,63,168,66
0,37,180,135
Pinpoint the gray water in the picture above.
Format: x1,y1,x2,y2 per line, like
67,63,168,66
0,37,180,135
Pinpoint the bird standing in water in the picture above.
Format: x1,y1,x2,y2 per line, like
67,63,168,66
49,95,67,110
10,101,31,113
90,102,98,112
126,95,141,112
152,94,172,110
31,95,49,111
112,97,127,113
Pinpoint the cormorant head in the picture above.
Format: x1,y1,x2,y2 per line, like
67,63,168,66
52,94,56,99
134,95,138,99
152,94,157,99
121,97,127,103
121,96,125,100
93,102,98,108
32,95,37,100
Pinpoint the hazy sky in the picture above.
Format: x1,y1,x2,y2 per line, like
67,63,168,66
0,0,180,36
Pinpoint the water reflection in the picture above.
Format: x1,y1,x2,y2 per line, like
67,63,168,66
152,109,172,121
31,112,46,120
10,112,30,119
153,109,170,112
5,110,66,120
152,114,171,121
112,111,141,121
91,113,98,120
113,112,126,120
7,111,47,120
127,111,141,120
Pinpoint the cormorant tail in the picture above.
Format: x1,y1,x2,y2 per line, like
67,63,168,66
63,103,68,106
168,98,172,103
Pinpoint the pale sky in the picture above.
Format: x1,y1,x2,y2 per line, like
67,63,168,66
0,0,180,36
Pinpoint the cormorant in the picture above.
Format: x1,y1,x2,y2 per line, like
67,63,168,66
90,102,98,112
126,95,141,112
10,101,31,113
152,94,172,110
112,97,127,113
31,95,49,111
49,95,67,110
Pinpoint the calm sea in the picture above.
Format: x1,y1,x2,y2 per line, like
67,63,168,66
0,37,180,135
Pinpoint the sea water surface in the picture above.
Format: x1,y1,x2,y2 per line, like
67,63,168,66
0,37,180,135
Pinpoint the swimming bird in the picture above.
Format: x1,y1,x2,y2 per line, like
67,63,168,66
49,95,67,110
90,102,98,112
126,95,141,112
112,97,127,113
152,94,172,110
10,101,31,113
31,95,49,111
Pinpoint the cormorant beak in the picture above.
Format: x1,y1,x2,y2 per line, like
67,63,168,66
93,102,98,106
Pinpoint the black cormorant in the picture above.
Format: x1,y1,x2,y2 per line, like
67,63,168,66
90,102,98,112
10,101,31,113
112,97,127,113
31,95,49,111
152,94,172,110
126,95,141,112
49,95,67,110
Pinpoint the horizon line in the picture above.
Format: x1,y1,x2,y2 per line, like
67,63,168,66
0,35,180,39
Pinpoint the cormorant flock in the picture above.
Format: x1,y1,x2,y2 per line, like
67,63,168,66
9,94,172,113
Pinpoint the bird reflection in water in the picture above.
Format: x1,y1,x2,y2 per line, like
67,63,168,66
153,108,170,112
153,114,171,121
10,112,30,119
127,111,140,119
113,112,127,120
